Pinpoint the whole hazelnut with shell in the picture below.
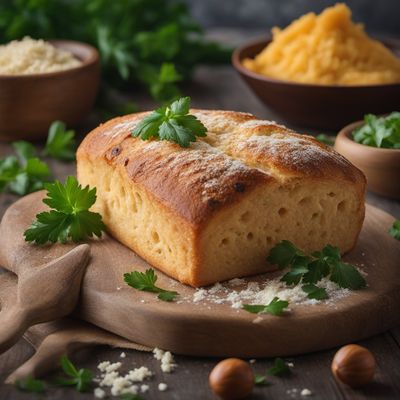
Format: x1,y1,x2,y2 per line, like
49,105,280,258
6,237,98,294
331,344,376,388
209,358,254,399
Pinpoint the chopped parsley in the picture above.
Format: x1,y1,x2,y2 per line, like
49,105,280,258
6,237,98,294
124,268,179,302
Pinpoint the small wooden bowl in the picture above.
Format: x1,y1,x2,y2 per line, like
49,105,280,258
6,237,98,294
232,37,400,130
0,40,100,141
335,120,400,199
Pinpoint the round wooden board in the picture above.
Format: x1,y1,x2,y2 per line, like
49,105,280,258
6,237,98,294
1,192,399,357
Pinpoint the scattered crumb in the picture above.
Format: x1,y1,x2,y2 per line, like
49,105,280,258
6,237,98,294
97,361,111,372
153,348,177,372
228,278,246,286
153,347,164,360
94,387,106,399
100,371,119,387
117,286,121,291
301,388,312,396
193,289,207,303
126,366,153,382
253,316,263,324
187,274,353,310
141,384,149,393
249,359,256,364
158,383,168,391
120,352,126,358
288,362,294,367
110,376,138,396
287,388,298,398
105,362,122,373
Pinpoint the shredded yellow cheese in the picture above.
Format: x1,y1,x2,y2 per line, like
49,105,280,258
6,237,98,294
243,3,400,85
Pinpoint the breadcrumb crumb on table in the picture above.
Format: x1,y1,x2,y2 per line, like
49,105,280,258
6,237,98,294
158,383,168,391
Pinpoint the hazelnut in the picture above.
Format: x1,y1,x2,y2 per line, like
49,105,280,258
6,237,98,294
331,344,376,388
209,358,254,400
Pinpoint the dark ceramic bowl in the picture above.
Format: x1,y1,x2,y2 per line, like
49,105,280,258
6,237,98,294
334,120,400,199
0,40,100,141
232,37,400,130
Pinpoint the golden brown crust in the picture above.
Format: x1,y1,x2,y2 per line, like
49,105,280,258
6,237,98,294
77,109,366,227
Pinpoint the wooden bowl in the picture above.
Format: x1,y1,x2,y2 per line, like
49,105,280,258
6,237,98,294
232,37,400,130
0,40,100,141
335,120,400,199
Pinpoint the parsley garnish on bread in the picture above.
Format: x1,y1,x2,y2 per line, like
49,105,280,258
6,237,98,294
131,96,207,147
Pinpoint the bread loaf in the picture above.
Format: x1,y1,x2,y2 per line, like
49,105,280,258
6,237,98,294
77,110,366,287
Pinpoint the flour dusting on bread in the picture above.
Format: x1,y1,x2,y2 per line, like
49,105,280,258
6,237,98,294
77,109,366,287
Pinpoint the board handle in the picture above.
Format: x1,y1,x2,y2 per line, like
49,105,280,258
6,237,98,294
0,308,30,354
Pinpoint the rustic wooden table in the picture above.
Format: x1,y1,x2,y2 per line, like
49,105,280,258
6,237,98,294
0,64,399,400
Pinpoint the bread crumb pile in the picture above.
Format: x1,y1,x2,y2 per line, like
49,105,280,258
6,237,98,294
0,36,81,75
190,274,351,310
94,348,176,397
243,3,400,85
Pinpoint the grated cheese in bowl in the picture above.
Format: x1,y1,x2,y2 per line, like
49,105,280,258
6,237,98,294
0,36,81,75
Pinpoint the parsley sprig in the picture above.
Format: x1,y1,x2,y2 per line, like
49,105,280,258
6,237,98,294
0,120,76,196
267,358,292,377
132,96,207,147
254,374,270,386
54,355,93,392
43,120,76,161
267,241,366,298
242,297,289,316
389,220,400,240
24,176,106,244
353,112,400,149
16,376,46,393
0,142,51,196
124,268,179,302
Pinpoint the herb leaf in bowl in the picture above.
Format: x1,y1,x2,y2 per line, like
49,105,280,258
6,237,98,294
353,112,400,149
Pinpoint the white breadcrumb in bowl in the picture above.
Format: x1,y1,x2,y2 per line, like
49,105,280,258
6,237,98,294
0,36,81,75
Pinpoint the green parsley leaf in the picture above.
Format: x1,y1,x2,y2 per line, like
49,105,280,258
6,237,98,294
330,262,366,290
267,240,304,269
55,355,93,392
254,374,270,386
353,112,400,149
13,140,37,162
124,268,179,302
268,241,366,292
139,62,182,103
43,120,76,161
389,220,400,240
16,376,46,393
315,134,335,146
280,257,310,285
302,284,328,300
267,358,291,377
0,154,51,196
242,297,289,316
302,259,330,284
24,176,106,244
132,96,207,147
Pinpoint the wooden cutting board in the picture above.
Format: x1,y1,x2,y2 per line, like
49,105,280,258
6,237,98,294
1,191,399,358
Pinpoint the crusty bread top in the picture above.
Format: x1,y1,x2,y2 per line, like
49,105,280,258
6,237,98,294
77,110,366,227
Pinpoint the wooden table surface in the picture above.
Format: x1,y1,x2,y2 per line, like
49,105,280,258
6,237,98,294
0,64,400,400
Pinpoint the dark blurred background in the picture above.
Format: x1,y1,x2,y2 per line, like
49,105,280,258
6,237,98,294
184,0,400,36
